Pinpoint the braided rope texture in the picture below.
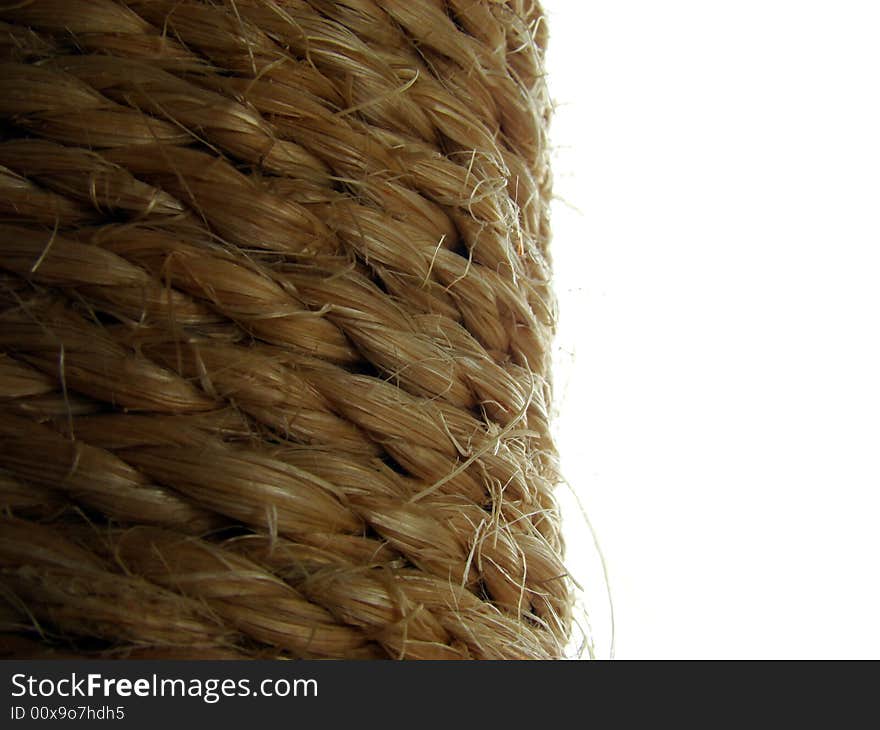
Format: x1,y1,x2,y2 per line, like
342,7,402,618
0,0,572,659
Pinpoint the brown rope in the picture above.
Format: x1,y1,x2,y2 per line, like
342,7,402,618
0,0,571,659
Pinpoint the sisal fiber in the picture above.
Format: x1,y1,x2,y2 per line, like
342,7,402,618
0,0,573,659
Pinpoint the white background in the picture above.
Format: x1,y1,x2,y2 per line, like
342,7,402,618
545,1,880,658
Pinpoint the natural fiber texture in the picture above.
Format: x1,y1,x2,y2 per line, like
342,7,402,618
0,0,571,659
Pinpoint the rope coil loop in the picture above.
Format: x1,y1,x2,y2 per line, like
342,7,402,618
0,0,572,659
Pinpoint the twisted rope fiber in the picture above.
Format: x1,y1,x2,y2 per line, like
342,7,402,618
0,0,574,659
